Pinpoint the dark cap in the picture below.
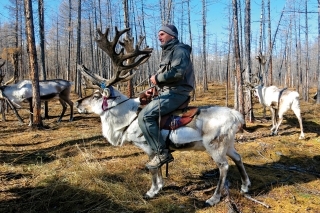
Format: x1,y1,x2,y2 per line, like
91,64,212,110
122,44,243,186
159,24,178,38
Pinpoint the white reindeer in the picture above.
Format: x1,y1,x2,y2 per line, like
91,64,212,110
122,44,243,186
253,83,305,139
0,79,74,125
75,27,251,207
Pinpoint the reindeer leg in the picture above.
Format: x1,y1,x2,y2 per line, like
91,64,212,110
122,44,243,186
205,137,230,206
28,98,33,126
57,99,67,122
205,158,228,206
144,167,164,199
66,99,74,121
292,104,305,139
269,108,277,135
60,89,74,122
273,115,283,136
227,146,251,194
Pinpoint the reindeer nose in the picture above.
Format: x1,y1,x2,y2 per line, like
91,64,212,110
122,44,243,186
75,101,80,108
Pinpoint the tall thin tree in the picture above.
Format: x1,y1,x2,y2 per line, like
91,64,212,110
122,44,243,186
303,0,309,101
123,0,134,98
202,0,208,91
24,0,43,128
317,0,320,104
232,0,244,119
38,0,48,118
244,0,253,122
76,0,82,96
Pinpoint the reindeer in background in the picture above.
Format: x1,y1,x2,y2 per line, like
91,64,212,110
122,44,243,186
0,79,74,125
247,75,305,139
75,27,251,207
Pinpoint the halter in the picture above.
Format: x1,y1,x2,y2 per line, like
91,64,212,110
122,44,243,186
100,82,130,111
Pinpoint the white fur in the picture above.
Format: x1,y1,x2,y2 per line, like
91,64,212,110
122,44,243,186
76,88,251,206
254,85,305,139
0,79,74,125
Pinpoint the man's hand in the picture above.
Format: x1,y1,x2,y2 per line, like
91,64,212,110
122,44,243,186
150,75,157,85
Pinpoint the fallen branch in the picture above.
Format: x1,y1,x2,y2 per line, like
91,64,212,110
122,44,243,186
244,194,270,208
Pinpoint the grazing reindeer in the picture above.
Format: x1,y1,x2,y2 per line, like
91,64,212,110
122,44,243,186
0,79,74,125
248,76,305,139
76,27,250,207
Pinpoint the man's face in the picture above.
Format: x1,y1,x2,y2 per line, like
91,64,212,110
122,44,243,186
158,31,174,45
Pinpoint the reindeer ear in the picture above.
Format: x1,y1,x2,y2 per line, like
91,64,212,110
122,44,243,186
102,88,111,97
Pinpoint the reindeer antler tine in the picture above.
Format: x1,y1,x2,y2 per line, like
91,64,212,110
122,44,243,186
90,27,153,86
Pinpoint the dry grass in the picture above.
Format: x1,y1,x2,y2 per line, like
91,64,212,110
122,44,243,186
0,83,319,213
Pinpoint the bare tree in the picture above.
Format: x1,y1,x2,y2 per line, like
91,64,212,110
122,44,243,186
67,0,72,81
202,0,208,92
123,0,134,98
38,0,49,119
317,0,320,104
76,0,82,96
232,0,244,119
267,0,272,85
24,0,43,128
303,0,309,101
244,0,253,122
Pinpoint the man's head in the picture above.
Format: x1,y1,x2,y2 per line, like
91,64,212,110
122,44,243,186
158,24,178,45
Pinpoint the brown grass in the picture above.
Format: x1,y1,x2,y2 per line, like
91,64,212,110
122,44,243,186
0,83,319,213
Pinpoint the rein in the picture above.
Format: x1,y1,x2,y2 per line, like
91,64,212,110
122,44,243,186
102,97,130,111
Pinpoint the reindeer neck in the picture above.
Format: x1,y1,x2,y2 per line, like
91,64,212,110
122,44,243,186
100,97,139,146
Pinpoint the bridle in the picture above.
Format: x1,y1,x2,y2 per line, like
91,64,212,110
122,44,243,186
100,83,130,111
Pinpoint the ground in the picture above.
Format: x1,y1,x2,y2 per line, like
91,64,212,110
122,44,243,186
0,84,319,213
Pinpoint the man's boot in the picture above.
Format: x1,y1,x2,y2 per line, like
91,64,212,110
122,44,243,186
146,149,173,169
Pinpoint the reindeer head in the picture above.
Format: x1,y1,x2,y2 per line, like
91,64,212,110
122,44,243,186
243,73,264,103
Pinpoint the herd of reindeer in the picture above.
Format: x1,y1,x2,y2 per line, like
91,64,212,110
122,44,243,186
0,27,316,207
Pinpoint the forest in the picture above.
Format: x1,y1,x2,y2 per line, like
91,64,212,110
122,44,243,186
0,0,319,103
0,1,320,212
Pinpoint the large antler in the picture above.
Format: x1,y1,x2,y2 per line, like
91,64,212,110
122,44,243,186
95,27,153,86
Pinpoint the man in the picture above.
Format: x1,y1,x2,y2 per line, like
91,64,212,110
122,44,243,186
138,24,195,169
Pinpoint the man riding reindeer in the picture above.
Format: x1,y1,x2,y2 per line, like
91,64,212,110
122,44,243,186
138,24,195,169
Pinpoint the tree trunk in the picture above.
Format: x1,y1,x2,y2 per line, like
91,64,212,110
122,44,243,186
123,0,133,98
267,0,272,85
317,0,320,104
24,0,42,128
67,0,72,81
304,0,309,101
244,0,253,122
232,0,244,121
38,0,48,119
202,0,208,92
76,0,82,96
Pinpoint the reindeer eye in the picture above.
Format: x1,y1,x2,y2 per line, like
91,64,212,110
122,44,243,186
93,92,101,100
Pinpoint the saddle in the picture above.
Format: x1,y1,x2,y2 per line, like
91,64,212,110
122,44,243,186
138,88,199,130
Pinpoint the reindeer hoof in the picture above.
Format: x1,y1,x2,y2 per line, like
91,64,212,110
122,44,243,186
270,132,278,136
204,202,212,208
143,194,151,200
